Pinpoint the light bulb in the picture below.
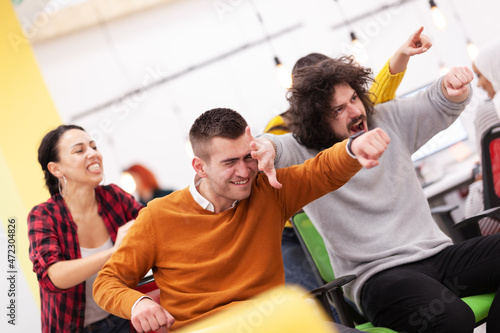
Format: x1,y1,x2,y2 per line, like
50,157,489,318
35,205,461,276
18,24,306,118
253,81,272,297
120,172,136,194
350,32,369,65
274,57,292,89
429,0,447,30
466,41,479,60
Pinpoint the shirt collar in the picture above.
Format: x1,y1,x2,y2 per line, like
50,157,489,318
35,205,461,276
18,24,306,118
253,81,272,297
189,176,238,212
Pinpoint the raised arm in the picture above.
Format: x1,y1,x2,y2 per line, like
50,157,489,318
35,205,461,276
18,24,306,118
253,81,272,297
349,128,391,169
371,26,432,104
389,26,432,74
251,128,390,188
441,66,474,103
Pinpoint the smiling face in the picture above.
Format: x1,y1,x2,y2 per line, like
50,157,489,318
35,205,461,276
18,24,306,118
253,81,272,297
473,62,496,99
193,134,258,212
50,129,103,188
327,83,368,140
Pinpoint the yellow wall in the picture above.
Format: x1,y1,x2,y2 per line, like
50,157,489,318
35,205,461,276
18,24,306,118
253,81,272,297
0,0,62,306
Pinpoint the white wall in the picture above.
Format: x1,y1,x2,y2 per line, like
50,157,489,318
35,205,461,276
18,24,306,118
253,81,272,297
28,0,500,191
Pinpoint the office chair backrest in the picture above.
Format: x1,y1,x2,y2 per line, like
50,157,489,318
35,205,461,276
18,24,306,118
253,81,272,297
481,124,500,209
292,212,335,283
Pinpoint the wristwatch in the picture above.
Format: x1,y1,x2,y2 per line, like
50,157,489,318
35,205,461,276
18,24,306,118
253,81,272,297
346,131,366,158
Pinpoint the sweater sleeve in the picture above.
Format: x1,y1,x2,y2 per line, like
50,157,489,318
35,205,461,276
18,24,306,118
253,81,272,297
93,207,157,319
258,132,319,169
376,76,472,155
275,139,362,218
369,59,405,104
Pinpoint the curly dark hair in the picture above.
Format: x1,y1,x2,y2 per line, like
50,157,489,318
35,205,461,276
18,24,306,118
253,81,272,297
189,108,248,161
287,56,375,151
38,124,85,196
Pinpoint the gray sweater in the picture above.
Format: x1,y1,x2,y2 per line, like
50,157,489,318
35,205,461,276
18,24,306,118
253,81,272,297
263,77,472,310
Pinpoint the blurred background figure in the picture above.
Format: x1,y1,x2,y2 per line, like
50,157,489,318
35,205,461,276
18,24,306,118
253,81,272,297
124,164,174,205
464,39,500,235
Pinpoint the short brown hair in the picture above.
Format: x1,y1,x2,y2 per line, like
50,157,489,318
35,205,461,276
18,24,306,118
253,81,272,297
189,108,248,160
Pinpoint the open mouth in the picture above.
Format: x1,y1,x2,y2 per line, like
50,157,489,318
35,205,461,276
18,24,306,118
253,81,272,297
231,179,249,185
87,163,101,172
349,118,365,133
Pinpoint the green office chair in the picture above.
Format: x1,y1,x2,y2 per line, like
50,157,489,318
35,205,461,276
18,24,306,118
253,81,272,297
291,212,495,332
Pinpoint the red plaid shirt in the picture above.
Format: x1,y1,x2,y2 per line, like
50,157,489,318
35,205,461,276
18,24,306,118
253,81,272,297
28,184,144,332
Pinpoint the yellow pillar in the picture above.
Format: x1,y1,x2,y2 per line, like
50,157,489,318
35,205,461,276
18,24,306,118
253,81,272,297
0,0,62,306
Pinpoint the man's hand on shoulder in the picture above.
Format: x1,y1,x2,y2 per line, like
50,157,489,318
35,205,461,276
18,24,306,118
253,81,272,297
131,298,175,333
442,66,474,102
350,128,390,169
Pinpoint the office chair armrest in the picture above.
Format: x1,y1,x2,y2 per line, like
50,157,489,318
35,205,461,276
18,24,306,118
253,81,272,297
307,274,357,298
454,206,500,229
430,204,459,215
431,204,482,242
307,275,358,327
137,274,155,288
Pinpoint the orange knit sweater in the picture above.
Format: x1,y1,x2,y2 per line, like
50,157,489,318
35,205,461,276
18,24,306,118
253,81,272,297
93,140,360,330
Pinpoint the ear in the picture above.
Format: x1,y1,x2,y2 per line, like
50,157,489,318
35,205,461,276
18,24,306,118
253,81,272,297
192,156,208,179
47,161,63,178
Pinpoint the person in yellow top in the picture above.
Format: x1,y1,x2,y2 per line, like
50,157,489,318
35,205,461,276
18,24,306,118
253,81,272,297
93,108,390,332
267,27,432,295
265,27,431,135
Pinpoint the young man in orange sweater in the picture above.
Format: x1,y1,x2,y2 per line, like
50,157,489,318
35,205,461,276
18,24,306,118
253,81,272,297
93,108,389,332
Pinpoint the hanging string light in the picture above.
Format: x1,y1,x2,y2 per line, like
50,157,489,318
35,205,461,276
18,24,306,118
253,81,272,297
274,57,293,89
250,0,292,89
334,0,368,64
429,0,447,30
449,5,478,60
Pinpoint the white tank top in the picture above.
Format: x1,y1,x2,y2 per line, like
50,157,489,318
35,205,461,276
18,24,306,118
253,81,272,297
80,237,113,327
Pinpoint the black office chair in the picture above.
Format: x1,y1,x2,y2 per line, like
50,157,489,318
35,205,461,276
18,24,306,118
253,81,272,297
431,124,500,243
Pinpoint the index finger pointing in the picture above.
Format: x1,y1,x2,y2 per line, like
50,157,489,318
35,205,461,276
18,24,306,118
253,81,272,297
245,126,254,141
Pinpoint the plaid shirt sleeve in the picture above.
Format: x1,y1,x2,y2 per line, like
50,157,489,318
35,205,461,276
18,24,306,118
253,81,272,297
28,202,71,293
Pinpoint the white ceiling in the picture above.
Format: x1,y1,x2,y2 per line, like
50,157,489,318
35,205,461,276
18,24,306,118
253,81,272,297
12,0,177,43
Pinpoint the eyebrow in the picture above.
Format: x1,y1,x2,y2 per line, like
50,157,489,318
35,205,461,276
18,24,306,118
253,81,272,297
220,157,240,164
220,153,252,164
332,91,357,109
70,140,95,149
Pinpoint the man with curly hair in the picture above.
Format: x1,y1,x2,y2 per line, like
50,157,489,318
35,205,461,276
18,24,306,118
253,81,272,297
256,54,500,332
